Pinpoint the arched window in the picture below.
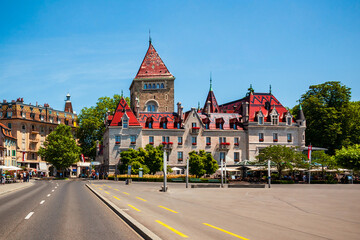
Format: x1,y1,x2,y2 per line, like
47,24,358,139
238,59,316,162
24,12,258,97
146,101,158,112
152,84,155,89
144,84,147,89
161,83,164,88
148,84,152,89
157,84,160,89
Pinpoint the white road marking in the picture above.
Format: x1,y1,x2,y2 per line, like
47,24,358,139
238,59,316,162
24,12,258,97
52,190,54,192
25,212,34,220
55,187,57,189
40,200,45,205
47,194,51,197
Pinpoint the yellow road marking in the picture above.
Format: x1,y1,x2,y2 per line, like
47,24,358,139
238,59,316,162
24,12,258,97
104,191,110,194
113,196,121,201
158,205,178,213
99,188,103,190
155,220,188,238
136,197,147,202
114,189,119,191
128,204,141,212
203,223,249,240
123,192,130,195
107,186,112,188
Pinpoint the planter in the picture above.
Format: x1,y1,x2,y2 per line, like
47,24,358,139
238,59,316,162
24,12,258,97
192,143,197,145
259,139,264,142
115,141,120,144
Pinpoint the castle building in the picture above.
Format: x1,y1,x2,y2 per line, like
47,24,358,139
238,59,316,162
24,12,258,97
0,95,77,172
101,41,306,174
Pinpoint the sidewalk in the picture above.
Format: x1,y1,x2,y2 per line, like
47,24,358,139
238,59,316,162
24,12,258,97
0,181,34,196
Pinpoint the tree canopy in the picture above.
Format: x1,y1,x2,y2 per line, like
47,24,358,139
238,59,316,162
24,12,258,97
118,144,164,174
293,81,359,155
256,145,307,179
189,150,218,177
335,144,360,171
38,124,81,173
76,94,130,159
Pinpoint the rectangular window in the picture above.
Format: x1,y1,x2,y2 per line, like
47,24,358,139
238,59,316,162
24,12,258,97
7,112,12,118
206,137,211,145
166,136,170,142
259,133,264,142
115,136,121,144
177,152,183,161
234,137,239,146
259,116,264,125
178,137,183,145
162,136,166,143
130,135,136,144
219,137,226,144
234,152,239,162
177,123,180,129
205,123,209,129
192,122,196,127
149,136,154,144
287,133,292,142
123,119,128,128
163,122,167,129
273,133,278,142
192,137,197,145
220,152,225,161
287,117,292,125
12,150,16,157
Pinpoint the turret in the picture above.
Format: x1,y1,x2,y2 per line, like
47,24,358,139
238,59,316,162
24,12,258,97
64,93,73,113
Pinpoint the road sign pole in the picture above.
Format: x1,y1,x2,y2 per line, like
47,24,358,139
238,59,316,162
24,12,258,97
163,151,167,192
220,159,224,188
268,160,271,188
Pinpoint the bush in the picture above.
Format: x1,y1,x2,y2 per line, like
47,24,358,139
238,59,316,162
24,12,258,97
271,180,295,184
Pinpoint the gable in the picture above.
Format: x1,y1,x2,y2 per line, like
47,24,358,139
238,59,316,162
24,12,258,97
109,98,140,126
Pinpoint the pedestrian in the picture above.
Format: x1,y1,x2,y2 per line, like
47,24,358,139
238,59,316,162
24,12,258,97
1,173,5,185
27,172,30,182
14,172,17,182
20,173,23,183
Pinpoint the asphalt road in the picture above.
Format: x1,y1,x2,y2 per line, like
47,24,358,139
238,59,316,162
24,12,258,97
89,181,360,240
0,180,142,240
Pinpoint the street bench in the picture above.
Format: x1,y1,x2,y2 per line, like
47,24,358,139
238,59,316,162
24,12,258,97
190,178,202,183
171,178,184,182
208,179,221,183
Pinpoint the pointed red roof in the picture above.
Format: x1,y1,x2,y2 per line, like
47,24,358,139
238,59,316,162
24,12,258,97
134,42,173,79
109,98,141,126
202,90,220,114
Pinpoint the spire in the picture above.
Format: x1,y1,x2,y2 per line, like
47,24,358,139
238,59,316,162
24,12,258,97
64,93,73,113
134,42,173,79
121,90,123,98
202,79,220,114
149,29,152,44
297,101,305,121
247,84,254,96
210,72,213,91
269,84,272,94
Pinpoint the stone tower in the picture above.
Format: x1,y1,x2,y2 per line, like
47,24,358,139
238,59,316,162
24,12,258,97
129,40,175,114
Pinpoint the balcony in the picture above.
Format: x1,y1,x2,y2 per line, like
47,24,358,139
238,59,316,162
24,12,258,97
191,127,200,134
31,130,39,135
162,142,173,151
217,142,230,151
130,141,136,145
29,138,39,143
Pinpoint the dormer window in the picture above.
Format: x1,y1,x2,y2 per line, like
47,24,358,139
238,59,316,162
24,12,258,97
144,84,147,89
145,117,153,128
160,117,168,129
269,108,279,125
285,112,292,126
123,119,128,128
161,83,164,88
216,118,224,129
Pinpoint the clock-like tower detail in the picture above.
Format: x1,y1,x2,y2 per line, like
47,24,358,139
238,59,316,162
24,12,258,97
129,40,175,114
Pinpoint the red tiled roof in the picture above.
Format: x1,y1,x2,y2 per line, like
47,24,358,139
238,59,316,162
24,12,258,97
109,98,141,126
202,90,220,114
0,123,16,139
220,93,293,123
134,42,173,79
138,112,178,129
199,113,242,130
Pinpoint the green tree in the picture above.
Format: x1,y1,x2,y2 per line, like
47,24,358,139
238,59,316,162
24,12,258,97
293,81,352,155
256,145,306,179
38,125,81,176
76,94,130,159
144,144,164,174
118,148,149,174
188,150,218,177
335,144,360,170
189,151,206,177
311,151,337,178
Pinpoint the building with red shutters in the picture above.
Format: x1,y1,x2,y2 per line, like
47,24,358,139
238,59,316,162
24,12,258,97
101,40,306,174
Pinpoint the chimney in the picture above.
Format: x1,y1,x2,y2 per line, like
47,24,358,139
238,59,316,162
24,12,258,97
242,102,249,123
206,101,211,115
135,97,140,118
2,100,6,103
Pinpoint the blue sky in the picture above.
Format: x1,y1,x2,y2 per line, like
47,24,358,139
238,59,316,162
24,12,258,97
0,0,359,113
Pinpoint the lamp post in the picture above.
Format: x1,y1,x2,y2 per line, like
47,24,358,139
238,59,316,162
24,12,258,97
308,144,312,184
186,157,189,188
163,150,167,192
220,159,224,188
268,160,271,188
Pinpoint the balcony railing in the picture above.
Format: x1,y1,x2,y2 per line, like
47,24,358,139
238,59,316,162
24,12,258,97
191,127,200,134
217,142,230,151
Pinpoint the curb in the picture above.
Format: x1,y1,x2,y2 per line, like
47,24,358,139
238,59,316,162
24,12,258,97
86,184,162,240
0,182,34,196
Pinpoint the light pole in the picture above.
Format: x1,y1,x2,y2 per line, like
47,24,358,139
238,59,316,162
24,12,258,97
308,144,312,184
163,150,167,192
220,159,224,188
186,157,189,188
268,160,271,188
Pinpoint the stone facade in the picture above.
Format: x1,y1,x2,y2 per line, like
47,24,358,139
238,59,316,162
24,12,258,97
0,123,17,166
100,41,306,174
0,96,77,171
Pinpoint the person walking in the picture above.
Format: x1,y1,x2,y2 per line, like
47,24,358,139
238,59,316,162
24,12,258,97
20,173,23,183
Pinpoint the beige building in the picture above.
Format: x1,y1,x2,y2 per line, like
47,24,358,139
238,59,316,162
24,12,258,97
100,41,306,174
0,95,77,172
0,123,17,167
